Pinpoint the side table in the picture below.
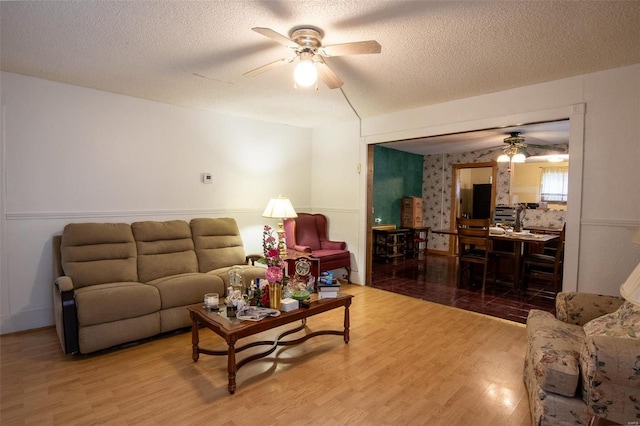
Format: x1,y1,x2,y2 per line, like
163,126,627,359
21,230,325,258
372,228,409,263
405,226,429,260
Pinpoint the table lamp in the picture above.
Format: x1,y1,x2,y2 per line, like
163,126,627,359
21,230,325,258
262,196,298,257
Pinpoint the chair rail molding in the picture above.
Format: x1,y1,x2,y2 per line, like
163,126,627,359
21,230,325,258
581,218,640,228
4,208,263,221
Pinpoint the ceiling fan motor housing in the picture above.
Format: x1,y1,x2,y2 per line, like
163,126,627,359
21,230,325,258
290,28,323,51
504,132,526,145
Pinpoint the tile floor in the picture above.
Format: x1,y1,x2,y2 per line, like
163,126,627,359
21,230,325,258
370,254,556,323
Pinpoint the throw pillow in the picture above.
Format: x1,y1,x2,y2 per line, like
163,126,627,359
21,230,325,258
583,301,640,338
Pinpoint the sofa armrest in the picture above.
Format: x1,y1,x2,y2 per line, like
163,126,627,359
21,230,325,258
245,254,263,265
293,245,312,253
321,240,346,250
581,335,640,423
55,276,74,292
53,277,79,354
556,292,625,326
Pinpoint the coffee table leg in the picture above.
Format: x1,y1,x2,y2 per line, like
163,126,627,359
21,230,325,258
190,312,200,362
344,302,351,344
227,338,237,394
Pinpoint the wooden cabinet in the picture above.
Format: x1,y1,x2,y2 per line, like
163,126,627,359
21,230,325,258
401,197,423,228
373,228,409,263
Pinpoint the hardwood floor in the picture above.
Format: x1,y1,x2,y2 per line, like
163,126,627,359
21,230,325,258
371,254,556,324
1,284,532,425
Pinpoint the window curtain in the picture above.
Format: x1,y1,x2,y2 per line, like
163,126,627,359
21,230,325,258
540,167,569,202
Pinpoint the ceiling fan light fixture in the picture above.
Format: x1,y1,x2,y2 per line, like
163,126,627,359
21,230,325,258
497,154,511,163
512,153,527,163
294,58,318,87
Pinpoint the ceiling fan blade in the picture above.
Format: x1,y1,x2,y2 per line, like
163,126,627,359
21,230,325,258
319,40,381,57
244,57,294,77
527,143,566,152
315,59,344,89
251,27,298,48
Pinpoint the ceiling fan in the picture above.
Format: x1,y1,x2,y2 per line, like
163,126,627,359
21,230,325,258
497,132,564,163
244,26,381,89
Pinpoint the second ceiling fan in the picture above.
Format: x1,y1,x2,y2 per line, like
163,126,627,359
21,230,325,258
244,26,381,89
497,132,565,163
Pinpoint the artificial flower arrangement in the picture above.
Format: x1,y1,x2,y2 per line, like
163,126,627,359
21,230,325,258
262,225,284,272
246,225,286,307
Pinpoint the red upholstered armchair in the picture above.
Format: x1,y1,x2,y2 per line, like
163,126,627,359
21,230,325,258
283,213,351,283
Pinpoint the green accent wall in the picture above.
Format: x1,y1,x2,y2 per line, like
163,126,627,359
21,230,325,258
373,146,424,228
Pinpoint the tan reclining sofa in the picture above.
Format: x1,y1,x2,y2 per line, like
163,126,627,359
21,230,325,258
53,218,265,354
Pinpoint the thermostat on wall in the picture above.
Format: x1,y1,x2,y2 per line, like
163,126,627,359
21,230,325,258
201,173,213,184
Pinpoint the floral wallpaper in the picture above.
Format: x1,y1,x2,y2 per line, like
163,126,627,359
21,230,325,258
424,145,568,252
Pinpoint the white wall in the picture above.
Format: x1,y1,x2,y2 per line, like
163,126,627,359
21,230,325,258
0,72,313,333
311,121,364,283
335,64,639,295
310,121,362,283
3,64,640,334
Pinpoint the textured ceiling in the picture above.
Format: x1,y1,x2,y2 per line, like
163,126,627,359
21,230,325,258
382,119,570,155
1,1,639,129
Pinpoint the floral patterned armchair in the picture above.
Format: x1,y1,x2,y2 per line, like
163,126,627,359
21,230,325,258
524,292,640,425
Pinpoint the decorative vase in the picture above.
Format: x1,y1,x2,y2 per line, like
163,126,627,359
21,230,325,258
269,282,282,310
228,266,244,293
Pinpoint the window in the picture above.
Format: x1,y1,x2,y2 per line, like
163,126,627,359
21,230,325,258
540,166,569,203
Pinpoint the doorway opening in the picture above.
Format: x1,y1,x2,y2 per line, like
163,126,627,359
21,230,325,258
449,162,497,255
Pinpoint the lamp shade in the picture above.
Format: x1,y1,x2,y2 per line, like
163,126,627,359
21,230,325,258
262,197,298,219
620,261,640,307
497,154,511,163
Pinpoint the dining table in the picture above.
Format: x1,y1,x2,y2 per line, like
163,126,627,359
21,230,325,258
489,232,558,292
432,228,558,292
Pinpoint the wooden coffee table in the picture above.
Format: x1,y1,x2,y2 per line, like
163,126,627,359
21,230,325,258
187,293,353,394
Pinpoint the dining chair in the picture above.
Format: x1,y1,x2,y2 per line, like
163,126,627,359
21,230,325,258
543,223,566,257
521,225,565,293
457,217,493,293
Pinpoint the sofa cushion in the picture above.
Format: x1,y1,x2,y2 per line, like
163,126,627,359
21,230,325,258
75,282,160,326
148,273,224,309
583,301,640,338
61,223,138,288
79,313,160,354
526,309,586,397
190,218,248,272
308,249,349,263
132,220,199,283
556,292,626,326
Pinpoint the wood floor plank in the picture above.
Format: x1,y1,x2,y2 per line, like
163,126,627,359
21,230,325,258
1,284,531,425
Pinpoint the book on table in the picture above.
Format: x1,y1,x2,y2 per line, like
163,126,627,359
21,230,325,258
317,271,340,299
317,283,340,299
318,290,339,299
